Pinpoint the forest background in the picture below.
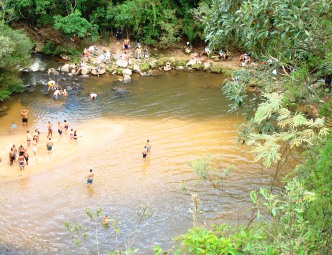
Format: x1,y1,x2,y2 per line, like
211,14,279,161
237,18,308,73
0,0,332,254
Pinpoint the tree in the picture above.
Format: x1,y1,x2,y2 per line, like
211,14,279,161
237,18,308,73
0,24,33,101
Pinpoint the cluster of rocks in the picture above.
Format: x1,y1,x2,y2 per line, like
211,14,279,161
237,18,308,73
51,48,226,84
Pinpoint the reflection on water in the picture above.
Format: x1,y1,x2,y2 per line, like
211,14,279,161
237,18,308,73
0,59,283,254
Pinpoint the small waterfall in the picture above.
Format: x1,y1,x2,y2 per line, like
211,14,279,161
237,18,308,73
29,54,47,71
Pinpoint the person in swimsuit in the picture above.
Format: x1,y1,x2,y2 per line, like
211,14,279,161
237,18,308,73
46,138,53,154
69,129,74,142
86,169,94,187
27,130,32,148
24,150,29,166
64,120,69,134
11,123,16,133
47,80,56,91
58,121,64,136
145,139,151,155
53,89,61,100
12,145,17,161
73,130,78,143
9,148,15,166
47,121,52,138
103,215,109,226
18,154,25,170
142,146,148,160
20,109,29,127
89,93,97,100
34,128,40,143
32,137,37,156
18,145,25,156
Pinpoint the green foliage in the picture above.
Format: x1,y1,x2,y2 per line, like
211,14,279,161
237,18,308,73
0,24,33,69
54,10,98,39
0,24,32,101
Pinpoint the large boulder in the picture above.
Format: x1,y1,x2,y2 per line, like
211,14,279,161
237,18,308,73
0,106,8,112
123,75,132,84
81,67,90,75
48,68,59,75
91,68,106,75
61,64,70,72
133,64,141,74
123,68,133,76
116,59,129,68
112,87,130,95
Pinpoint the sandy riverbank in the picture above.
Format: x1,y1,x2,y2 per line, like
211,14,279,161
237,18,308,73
0,119,125,180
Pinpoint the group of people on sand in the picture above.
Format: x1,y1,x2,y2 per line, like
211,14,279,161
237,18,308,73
6,109,79,171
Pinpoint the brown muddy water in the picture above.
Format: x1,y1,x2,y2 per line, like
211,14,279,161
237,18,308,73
0,55,282,254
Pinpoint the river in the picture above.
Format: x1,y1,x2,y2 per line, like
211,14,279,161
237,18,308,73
0,54,281,254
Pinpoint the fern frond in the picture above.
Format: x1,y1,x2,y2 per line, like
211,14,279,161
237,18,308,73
277,108,291,121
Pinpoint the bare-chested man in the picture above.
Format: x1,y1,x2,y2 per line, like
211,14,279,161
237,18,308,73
47,121,53,138
58,121,64,137
20,109,29,127
9,148,15,166
86,169,94,187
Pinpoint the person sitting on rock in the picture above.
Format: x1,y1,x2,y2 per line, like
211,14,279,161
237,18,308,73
219,49,227,61
83,48,90,58
88,45,97,56
76,61,85,74
123,39,130,50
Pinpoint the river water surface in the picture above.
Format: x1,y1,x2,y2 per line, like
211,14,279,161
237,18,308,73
0,55,280,254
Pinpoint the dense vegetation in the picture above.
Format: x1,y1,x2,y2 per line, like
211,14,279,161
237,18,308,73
1,0,331,254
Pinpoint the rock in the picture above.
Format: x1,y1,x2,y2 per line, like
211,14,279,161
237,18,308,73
175,66,185,70
116,59,129,68
68,73,73,77
123,75,132,84
81,67,90,75
20,68,32,73
61,64,70,72
163,61,172,71
80,75,89,78
48,68,59,75
66,86,73,91
133,64,141,73
186,58,197,66
123,68,133,76
0,106,8,112
112,87,130,94
203,61,212,69
140,70,161,77
91,68,106,75
60,54,70,61
149,60,157,68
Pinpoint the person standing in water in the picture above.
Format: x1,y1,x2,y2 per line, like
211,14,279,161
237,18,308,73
24,150,29,166
46,138,53,154
58,121,64,137
145,139,151,156
63,120,69,135
20,109,29,127
18,154,25,170
9,148,15,166
47,121,53,138
86,169,94,187
26,130,32,148
32,137,37,156
142,146,148,160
